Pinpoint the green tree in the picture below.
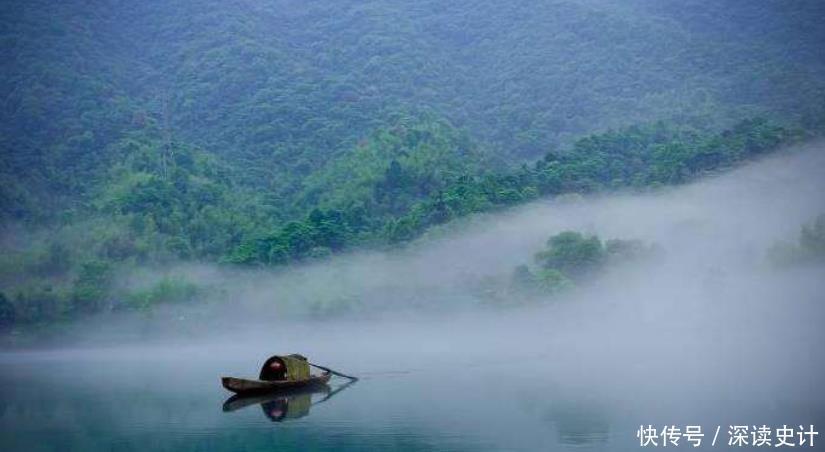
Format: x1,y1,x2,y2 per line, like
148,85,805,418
535,231,605,278
71,261,112,314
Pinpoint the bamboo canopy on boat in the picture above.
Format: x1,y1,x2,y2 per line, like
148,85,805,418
259,354,311,382
221,353,355,395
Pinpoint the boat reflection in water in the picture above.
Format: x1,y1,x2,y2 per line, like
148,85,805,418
222,380,356,422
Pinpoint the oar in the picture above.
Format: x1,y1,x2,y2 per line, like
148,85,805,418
309,362,359,381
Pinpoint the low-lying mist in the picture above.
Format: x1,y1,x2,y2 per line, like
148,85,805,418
2,144,823,451
6,143,825,396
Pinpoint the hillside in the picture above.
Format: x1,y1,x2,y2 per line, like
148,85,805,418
3,0,825,219
1,0,824,328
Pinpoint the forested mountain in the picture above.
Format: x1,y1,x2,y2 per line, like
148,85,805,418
1,0,824,327
4,0,825,218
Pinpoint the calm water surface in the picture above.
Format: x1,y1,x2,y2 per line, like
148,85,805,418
1,314,822,452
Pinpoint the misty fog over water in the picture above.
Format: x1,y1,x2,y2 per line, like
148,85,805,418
1,144,823,451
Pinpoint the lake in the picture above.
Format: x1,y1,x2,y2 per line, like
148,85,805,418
1,307,823,451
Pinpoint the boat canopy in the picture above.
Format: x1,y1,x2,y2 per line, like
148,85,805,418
259,354,310,382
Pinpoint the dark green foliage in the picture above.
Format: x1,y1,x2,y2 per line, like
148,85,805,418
382,118,798,251
71,261,112,314
224,208,355,265
532,118,793,190
122,277,199,311
3,0,824,223
535,232,605,279
509,232,656,298
0,114,801,325
509,265,574,297
27,243,72,277
13,286,65,324
1,0,823,325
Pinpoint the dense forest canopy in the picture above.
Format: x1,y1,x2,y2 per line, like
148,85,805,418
3,0,825,219
1,0,824,328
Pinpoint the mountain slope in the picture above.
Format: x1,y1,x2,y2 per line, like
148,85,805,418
3,0,824,222
1,0,824,329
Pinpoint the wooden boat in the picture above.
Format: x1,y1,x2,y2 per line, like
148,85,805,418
221,372,331,395
222,353,334,395
222,377,356,422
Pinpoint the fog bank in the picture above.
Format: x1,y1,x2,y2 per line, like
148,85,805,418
5,143,825,391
